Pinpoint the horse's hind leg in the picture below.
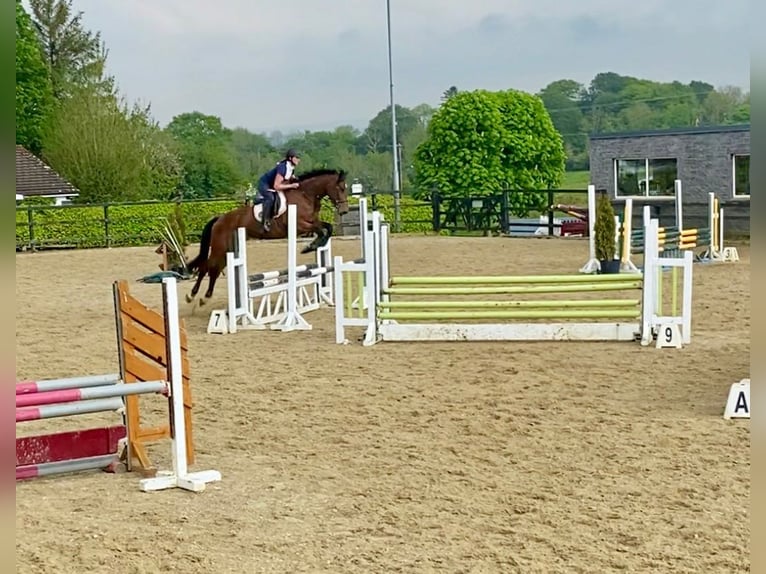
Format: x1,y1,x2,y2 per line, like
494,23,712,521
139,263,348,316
186,264,207,303
200,263,224,306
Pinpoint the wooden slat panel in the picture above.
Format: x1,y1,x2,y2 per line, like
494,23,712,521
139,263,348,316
116,289,189,349
122,318,166,362
124,348,166,383
113,280,196,472
122,318,192,374
134,425,170,442
118,297,166,339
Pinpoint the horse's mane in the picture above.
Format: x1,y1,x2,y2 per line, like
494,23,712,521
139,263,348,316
297,168,345,182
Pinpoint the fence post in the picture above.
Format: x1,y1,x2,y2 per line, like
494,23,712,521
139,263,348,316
498,192,508,234
27,206,35,252
431,191,441,232
103,204,111,248
547,189,555,236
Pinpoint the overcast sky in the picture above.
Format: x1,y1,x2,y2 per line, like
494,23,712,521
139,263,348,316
61,0,749,134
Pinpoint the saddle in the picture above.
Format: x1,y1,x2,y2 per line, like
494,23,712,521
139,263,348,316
252,190,288,224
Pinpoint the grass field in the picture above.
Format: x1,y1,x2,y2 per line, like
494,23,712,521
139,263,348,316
554,171,590,206
558,170,590,190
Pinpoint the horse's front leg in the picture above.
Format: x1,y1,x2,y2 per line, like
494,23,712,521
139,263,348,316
300,221,333,253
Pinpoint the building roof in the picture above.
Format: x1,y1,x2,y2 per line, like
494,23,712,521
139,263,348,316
590,123,750,141
15,146,79,198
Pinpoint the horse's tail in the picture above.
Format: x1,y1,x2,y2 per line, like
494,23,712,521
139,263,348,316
187,216,220,272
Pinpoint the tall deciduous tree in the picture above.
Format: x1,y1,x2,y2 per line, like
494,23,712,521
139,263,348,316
16,0,53,154
165,112,245,198
228,127,276,180
413,89,565,213
538,79,587,170
28,0,112,99
358,105,420,154
42,88,183,203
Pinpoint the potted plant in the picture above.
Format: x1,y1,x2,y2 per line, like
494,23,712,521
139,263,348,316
594,191,620,274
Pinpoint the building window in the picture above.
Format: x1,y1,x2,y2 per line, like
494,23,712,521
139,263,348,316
615,158,677,197
733,154,749,197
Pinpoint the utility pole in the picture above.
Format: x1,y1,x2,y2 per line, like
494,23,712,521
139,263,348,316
386,0,401,231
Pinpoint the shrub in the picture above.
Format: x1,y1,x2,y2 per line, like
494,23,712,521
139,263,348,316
594,192,616,260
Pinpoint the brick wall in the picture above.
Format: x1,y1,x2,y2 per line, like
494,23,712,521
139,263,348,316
589,127,750,235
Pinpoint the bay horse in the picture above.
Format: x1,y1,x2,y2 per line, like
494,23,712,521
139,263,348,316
185,168,349,306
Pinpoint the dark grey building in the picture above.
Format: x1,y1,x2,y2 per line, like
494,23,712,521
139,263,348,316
589,124,750,235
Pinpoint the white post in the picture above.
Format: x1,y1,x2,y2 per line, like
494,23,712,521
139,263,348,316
139,277,222,492
272,205,312,331
316,238,334,306
362,215,380,346
359,196,369,260
681,250,693,344
333,255,346,344
352,197,370,310
640,218,659,346
579,184,600,274
674,179,683,234
379,220,390,308
226,250,237,334
226,227,258,334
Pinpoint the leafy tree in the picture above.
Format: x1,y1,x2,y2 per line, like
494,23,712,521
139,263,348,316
42,88,183,203
358,104,420,154
538,80,587,170
16,0,53,154
411,103,435,127
441,86,459,102
689,81,715,104
413,89,565,214
229,127,276,180
700,86,749,125
342,151,394,193
165,112,245,198
28,0,112,99
284,126,360,168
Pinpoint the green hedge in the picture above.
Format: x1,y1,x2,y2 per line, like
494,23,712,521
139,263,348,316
16,194,438,250
320,194,435,234
16,200,240,249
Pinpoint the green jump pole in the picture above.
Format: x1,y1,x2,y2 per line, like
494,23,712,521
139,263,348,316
378,309,642,320
672,266,678,316
385,282,642,296
390,274,643,285
344,271,353,317
379,299,640,309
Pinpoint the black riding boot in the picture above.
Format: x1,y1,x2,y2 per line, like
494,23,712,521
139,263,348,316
261,194,274,231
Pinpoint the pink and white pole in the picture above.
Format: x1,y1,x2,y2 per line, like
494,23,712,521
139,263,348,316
16,373,120,395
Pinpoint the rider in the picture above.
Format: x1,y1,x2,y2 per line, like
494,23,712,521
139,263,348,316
256,149,301,231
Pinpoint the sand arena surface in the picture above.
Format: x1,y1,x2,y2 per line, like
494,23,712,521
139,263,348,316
16,234,750,573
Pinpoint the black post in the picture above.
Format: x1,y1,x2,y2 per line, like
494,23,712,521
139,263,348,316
547,189,555,236
500,191,509,234
431,191,441,232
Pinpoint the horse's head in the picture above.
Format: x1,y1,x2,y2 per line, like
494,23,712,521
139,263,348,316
297,169,350,215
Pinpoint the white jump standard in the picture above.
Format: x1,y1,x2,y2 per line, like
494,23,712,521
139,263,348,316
208,204,334,334
334,205,694,347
